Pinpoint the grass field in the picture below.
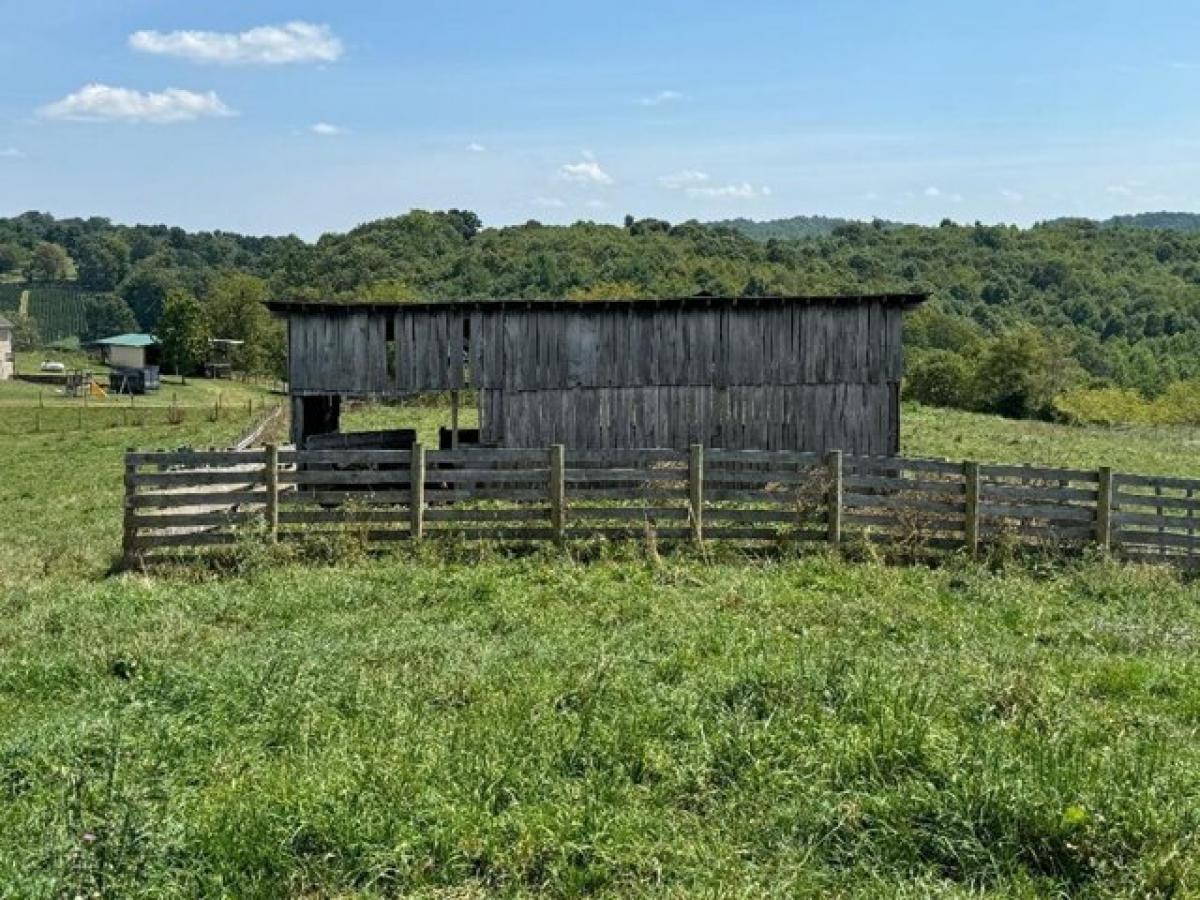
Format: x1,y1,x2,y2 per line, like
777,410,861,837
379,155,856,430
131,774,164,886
3,402,1200,895
0,363,280,437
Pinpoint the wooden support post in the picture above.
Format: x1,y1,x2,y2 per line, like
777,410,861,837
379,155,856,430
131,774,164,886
689,443,704,543
450,390,460,449
264,443,279,543
121,450,138,569
1096,466,1114,554
549,443,566,545
826,450,843,547
964,460,980,558
410,442,425,540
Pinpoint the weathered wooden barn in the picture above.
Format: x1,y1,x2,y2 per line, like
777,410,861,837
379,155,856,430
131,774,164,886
266,294,926,455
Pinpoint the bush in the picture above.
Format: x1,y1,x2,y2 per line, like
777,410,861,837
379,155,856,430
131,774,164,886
904,350,975,409
973,327,1080,419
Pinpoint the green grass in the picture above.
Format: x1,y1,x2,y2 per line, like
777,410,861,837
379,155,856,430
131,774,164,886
0,363,279,436
3,552,1200,895
4,403,1200,895
341,394,480,446
904,403,1200,476
0,390,283,582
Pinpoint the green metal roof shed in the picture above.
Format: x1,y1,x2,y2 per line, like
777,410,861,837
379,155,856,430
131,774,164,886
92,333,159,347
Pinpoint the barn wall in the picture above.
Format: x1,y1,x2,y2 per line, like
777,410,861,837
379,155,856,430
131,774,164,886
283,299,909,453
482,383,896,455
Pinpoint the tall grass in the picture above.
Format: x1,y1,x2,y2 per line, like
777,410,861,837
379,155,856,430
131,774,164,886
4,401,1200,894
2,553,1199,894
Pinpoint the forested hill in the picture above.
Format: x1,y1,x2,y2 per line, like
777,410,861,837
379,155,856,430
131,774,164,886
713,212,1200,241
4,209,1200,419
703,215,863,241
1097,212,1200,233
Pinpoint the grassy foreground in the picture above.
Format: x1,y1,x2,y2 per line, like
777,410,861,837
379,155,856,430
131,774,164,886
3,402,1200,895
3,553,1200,895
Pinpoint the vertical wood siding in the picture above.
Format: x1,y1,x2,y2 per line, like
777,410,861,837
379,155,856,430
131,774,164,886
283,299,911,453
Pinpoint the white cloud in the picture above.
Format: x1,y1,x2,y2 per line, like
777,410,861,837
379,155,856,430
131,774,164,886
128,21,342,65
924,185,963,202
0,147,22,158
310,122,345,136
658,169,710,189
39,84,235,123
534,196,567,208
686,182,771,199
467,142,487,153
558,159,613,185
638,90,684,106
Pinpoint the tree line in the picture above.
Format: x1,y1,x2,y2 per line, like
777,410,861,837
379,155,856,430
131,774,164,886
3,208,1200,421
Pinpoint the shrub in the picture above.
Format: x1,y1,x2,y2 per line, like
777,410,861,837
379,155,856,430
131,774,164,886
904,349,976,409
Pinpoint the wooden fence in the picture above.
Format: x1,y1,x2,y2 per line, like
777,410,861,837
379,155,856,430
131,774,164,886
121,445,1200,568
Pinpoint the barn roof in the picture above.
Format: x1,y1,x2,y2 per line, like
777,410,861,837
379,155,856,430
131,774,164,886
266,293,927,315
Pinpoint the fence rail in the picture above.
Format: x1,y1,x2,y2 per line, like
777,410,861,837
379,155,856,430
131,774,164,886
121,444,1200,568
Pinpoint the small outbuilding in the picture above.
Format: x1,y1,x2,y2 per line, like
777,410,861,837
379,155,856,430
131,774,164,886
93,333,162,393
268,294,927,455
0,315,13,380
92,333,160,370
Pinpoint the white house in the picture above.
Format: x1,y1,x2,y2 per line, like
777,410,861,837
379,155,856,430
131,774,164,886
0,315,13,380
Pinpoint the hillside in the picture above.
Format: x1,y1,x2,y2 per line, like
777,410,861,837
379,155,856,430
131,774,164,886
6,209,1200,404
704,214,865,240
1100,211,1200,232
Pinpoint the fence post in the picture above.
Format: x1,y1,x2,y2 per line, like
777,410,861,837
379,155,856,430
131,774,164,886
1096,466,1114,554
264,443,279,543
549,443,566,545
826,450,843,547
689,443,704,543
410,442,425,540
964,460,980,557
450,390,460,449
121,449,138,569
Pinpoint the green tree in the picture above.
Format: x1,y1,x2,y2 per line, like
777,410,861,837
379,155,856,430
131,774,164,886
82,295,139,343
0,242,27,275
973,328,1080,419
75,234,131,291
120,266,179,331
23,242,74,282
904,350,976,409
158,290,210,382
11,313,41,351
204,273,282,376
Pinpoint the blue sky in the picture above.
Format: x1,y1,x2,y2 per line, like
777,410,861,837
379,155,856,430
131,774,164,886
4,0,1200,238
